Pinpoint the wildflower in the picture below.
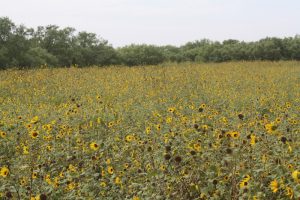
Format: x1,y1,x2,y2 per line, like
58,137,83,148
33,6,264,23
30,195,41,200
76,138,82,145
124,163,129,169
250,134,256,146
202,125,208,131
59,171,64,178
89,142,99,150
30,130,39,139
23,146,29,155
168,107,175,113
146,163,152,171
30,116,39,124
133,196,140,200
287,164,293,170
285,186,293,199
45,174,52,185
243,175,251,181
239,180,248,189
107,166,114,174
26,124,33,129
67,182,76,190
160,165,166,171
239,175,250,189
31,172,38,179
20,177,27,186
115,177,121,184
193,143,201,152
275,117,281,123
231,131,240,139
200,103,206,108
46,145,52,151
100,182,106,187
166,117,172,123
0,131,6,138
156,124,161,131
265,123,277,133
108,121,114,128
68,164,77,172
223,175,229,182
292,170,299,183
42,125,47,130
101,169,105,177
125,135,134,142
0,166,9,177
181,116,187,123
145,126,151,134
269,180,278,193
288,144,292,153
222,117,228,124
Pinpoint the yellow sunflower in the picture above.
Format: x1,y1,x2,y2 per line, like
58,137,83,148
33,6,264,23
125,135,134,142
292,170,299,183
89,142,99,150
30,116,39,124
30,130,39,139
269,180,278,193
107,166,114,175
0,166,9,177
0,131,6,138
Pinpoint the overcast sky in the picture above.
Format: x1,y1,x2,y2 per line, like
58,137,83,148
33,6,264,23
1,0,300,47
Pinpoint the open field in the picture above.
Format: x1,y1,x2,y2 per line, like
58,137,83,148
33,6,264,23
0,61,299,199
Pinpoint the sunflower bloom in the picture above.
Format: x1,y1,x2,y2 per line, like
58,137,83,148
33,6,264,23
89,142,99,150
145,127,151,134
269,180,278,193
133,196,140,200
125,135,134,142
30,130,39,139
292,170,299,183
30,116,39,124
239,175,250,189
250,134,256,146
231,131,240,139
115,176,121,184
0,131,6,138
107,166,114,174
285,186,293,199
0,166,9,177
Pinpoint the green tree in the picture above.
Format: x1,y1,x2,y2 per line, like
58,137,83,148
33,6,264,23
23,47,58,67
74,32,118,66
118,44,164,66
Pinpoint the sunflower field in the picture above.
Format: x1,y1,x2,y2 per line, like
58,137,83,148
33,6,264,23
0,61,299,199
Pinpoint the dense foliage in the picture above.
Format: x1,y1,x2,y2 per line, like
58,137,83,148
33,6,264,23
1,17,300,69
0,62,299,199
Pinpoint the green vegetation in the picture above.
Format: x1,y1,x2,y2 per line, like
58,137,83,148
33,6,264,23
1,17,300,69
0,62,299,199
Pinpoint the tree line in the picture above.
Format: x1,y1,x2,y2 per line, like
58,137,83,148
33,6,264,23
1,17,300,69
